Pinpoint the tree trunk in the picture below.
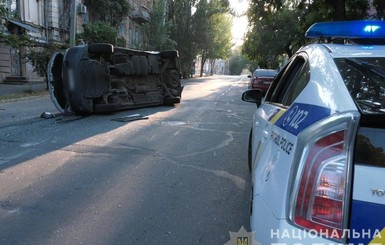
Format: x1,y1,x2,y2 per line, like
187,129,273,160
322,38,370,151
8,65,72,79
209,59,215,75
200,54,207,77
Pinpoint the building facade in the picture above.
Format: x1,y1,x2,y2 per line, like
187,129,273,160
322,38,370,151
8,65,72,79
0,0,152,83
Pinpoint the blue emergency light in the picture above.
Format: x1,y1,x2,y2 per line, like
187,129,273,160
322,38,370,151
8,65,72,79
305,20,385,39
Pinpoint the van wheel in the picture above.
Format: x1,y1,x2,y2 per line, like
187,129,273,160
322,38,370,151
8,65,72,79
160,50,178,58
88,43,114,54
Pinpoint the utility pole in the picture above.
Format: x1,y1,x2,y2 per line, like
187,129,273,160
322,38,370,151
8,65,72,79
70,0,77,47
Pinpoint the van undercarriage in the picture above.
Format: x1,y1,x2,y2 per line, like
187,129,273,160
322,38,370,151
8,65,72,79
48,43,183,114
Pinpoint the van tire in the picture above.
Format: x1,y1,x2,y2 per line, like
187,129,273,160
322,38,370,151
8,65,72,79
88,43,114,54
160,50,178,58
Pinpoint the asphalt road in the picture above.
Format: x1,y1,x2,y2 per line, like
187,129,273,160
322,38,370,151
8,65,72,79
0,75,256,245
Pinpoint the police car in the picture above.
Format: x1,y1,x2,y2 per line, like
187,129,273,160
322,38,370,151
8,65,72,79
242,21,385,244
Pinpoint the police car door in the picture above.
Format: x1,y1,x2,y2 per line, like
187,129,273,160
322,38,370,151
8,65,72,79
251,53,310,231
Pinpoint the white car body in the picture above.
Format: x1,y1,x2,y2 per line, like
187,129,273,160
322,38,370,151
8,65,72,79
243,21,385,245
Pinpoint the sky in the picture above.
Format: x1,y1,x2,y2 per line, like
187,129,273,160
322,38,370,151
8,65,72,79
229,0,249,46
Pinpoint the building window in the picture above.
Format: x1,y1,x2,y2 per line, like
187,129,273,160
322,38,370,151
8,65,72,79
22,0,43,26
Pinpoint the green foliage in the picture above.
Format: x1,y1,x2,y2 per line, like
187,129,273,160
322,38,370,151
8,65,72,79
192,0,232,76
243,0,372,68
78,21,122,45
0,33,31,49
143,0,176,50
26,43,65,80
0,0,6,17
0,32,66,82
298,0,368,27
147,0,233,78
243,6,301,68
208,13,233,60
84,0,130,27
168,0,197,78
228,48,249,75
0,0,59,82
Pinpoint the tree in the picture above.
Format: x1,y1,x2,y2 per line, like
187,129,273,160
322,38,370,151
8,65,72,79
192,0,232,76
143,0,176,50
77,21,125,46
205,12,233,76
0,35,66,88
165,0,234,78
243,4,302,68
298,0,368,27
243,0,371,68
228,47,250,75
84,0,130,27
0,0,6,16
26,43,64,88
168,0,197,78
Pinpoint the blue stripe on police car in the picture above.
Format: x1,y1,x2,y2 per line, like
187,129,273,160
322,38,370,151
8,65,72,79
275,103,331,136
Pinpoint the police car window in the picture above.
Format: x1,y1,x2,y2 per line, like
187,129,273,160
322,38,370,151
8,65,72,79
268,56,306,104
335,57,385,114
281,62,310,106
355,127,385,167
264,64,287,101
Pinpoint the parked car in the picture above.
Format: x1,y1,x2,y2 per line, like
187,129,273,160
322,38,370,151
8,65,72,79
247,69,277,94
48,43,183,114
242,20,385,244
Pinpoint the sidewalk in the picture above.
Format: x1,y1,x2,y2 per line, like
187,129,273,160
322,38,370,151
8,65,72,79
0,81,48,99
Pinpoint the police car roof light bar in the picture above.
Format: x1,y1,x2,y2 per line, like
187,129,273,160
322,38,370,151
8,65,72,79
305,20,385,39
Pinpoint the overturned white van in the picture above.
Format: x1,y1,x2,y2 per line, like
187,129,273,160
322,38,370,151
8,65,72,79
48,43,183,114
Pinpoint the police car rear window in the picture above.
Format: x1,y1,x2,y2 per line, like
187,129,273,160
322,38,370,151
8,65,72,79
355,127,385,167
335,57,385,114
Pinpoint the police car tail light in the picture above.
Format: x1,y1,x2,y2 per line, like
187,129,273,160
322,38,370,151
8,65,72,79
294,130,346,239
